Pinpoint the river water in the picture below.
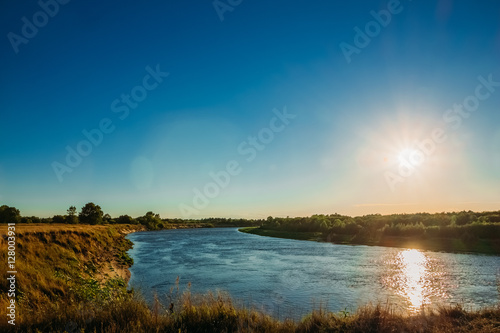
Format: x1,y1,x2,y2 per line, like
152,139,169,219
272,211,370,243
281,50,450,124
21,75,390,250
127,227,500,319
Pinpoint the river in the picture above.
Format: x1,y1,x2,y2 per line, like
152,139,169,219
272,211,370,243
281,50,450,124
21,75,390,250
127,227,500,319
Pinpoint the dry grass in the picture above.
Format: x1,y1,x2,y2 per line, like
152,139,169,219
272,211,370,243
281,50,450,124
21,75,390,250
3,290,499,333
0,224,139,317
10,223,144,234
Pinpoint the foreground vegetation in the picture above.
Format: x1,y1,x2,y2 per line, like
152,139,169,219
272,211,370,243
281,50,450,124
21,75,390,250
4,288,500,332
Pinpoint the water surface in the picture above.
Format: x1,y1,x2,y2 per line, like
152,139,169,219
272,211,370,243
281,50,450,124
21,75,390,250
127,228,500,319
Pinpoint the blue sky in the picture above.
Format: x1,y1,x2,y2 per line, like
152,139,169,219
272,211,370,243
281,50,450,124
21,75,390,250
1,0,499,218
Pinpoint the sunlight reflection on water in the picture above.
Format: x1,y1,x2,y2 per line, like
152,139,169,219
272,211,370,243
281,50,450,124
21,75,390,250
382,249,448,313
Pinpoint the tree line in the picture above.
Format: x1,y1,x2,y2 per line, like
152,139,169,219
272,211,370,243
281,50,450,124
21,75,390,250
260,211,500,241
2,204,499,239
0,203,262,230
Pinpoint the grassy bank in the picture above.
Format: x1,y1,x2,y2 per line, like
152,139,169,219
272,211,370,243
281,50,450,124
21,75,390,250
0,223,141,329
239,227,323,242
2,224,499,332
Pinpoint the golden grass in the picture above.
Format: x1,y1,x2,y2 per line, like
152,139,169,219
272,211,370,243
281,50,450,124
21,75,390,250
3,290,499,333
0,224,139,317
9,223,143,234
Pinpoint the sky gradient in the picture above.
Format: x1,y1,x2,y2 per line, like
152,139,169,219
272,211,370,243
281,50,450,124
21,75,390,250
1,0,500,219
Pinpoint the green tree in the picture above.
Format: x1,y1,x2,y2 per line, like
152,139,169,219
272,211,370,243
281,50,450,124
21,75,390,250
67,206,77,216
456,211,471,225
21,217,32,223
137,211,162,229
66,205,78,224
52,215,65,224
30,216,41,224
116,215,136,225
79,203,104,225
0,205,21,223
103,213,112,224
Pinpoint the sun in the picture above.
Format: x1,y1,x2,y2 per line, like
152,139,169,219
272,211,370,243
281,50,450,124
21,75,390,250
397,148,418,164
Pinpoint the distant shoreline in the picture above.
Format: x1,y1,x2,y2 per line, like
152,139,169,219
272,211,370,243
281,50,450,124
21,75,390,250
239,226,500,255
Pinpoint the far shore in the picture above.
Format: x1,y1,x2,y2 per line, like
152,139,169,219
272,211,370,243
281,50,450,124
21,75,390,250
238,226,500,255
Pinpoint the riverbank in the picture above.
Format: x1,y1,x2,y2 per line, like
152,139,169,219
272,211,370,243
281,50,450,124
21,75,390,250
239,227,500,255
239,227,323,241
2,224,499,332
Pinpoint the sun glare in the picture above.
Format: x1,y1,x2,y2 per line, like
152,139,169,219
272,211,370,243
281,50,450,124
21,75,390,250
399,249,428,311
397,149,418,165
382,249,436,313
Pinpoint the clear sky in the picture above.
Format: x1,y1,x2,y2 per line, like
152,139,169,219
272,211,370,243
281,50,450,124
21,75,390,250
1,0,499,219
